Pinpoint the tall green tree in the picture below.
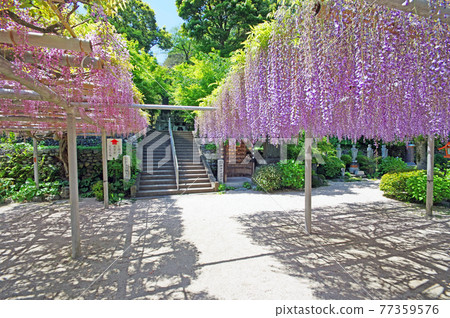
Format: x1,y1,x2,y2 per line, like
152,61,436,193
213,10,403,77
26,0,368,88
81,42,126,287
110,0,172,52
175,0,277,57
170,50,230,127
172,51,230,106
128,41,172,123
164,28,200,68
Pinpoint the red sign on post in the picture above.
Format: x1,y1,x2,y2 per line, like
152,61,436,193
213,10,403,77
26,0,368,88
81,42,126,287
107,138,122,160
438,142,450,158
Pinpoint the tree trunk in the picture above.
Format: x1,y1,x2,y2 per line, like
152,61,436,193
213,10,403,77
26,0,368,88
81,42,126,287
58,133,69,178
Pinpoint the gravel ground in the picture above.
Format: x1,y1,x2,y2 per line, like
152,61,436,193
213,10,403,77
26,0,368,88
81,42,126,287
0,180,448,300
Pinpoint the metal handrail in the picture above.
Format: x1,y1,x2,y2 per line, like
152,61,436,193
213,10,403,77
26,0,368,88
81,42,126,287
168,118,179,190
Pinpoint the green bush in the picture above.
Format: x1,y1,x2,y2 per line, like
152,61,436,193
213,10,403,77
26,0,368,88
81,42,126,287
0,178,15,203
357,155,377,175
380,170,450,203
8,179,62,202
406,173,450,203
92,180,104,201
323,156,345,179
91,153,139,203
287,144,303,160
340,154,352,166
380,171,422,201
277,160,305,189
378,156,408,175
0,142,63,184
317,139,336,156
205,143,217,152
243,182,252,189
252,164,282,192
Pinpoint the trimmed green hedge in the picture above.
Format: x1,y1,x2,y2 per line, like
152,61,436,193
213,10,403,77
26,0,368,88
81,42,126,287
278,160,305,189
379,156,408,175
252,164,282,192
380,170,450,203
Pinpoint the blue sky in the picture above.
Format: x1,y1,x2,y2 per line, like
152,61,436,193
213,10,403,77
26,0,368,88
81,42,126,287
143,0,184,63
143,0,183,32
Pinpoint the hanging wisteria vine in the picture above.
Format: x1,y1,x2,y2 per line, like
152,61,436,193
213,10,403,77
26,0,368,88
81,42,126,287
0,0,147,135
197,0,450,143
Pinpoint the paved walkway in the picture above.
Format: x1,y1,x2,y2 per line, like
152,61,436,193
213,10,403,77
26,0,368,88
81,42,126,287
0,181,448,299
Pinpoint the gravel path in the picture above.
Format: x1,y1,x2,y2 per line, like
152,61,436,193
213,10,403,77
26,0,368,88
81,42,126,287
0,180,448,299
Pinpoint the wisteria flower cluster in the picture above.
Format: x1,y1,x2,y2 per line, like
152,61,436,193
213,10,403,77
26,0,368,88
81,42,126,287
0,0,147,135
197,0,450,144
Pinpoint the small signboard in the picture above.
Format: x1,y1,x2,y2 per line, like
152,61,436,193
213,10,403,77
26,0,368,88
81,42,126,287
107,138,122,160
217,159,224,183
123,155,131,181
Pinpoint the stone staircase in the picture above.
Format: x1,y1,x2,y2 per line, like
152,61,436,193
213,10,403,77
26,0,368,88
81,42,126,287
136,130,215,197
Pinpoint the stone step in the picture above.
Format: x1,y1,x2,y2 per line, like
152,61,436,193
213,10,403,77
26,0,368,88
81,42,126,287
143,157,174,162
179,169,207,174
143,170,175,176
178,164,205,169
143,144,171,150
179,177,210,183
139,178,176,185
143,153,172,158
179,173,208,178
178,182,212,189
136,186,215,197
139,184,178,191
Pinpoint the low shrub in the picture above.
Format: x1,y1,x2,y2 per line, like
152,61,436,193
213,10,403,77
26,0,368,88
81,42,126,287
323,156,345,179
92,180,104,201
380,170,450,203
380,171,422,201
287,144,303,160
340,154,352,166
0,178,15,203
357,155,376,175
406,173,450,203
8,179,63,202
378,156,408,175
252,164,282,192
243,182,252,189
277,159,305,189
205,144,217,152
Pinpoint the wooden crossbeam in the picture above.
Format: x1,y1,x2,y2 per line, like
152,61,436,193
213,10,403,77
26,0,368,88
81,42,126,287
0,115,82,123
0,49,103,69
0,31,92,53
0,56,71,109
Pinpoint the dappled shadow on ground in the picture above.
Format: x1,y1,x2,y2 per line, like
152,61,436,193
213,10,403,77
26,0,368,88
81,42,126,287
0,198,213,300
258,180,381,197
236,202,450,300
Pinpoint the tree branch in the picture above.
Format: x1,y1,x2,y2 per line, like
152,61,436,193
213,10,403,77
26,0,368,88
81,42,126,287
3,10,62,34
0,55,71,109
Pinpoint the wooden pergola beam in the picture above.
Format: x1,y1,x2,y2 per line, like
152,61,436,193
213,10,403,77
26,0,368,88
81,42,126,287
0,56,71,109
0,115,82,123
319,1,450,25
0,31,92,53
0,49,103,69
370,0,450,25
0,88,46,101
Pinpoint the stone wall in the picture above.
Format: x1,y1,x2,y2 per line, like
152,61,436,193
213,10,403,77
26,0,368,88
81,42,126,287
39,147,102,180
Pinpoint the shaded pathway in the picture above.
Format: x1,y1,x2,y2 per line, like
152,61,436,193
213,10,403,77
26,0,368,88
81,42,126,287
0,181,448,299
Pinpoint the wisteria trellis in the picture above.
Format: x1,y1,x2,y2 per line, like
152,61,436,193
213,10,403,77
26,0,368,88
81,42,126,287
0,1,147,135
196,0,450,143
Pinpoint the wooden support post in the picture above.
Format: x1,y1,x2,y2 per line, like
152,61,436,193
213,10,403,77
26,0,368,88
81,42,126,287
33,137,39,189
426,135,434,217
101,130,109,209
67,111,81,258
305,131,313,234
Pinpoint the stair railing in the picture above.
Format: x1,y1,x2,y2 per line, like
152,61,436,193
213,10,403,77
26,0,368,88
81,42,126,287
168,118,179,190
